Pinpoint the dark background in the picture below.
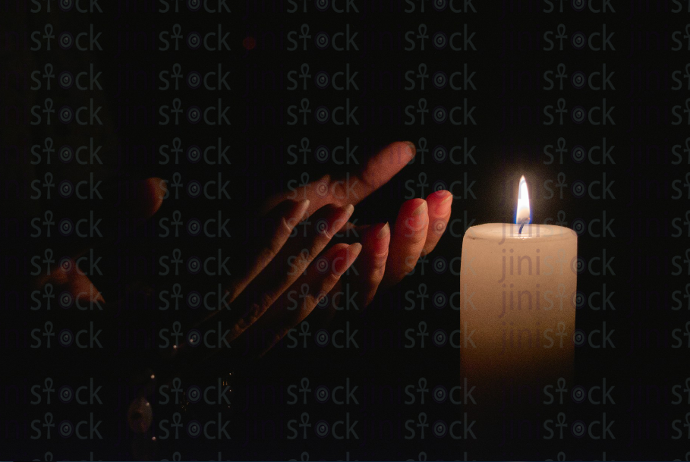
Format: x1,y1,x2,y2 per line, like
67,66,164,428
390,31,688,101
0,0,688,460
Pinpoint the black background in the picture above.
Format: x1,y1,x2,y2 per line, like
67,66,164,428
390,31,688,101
1,0,689,460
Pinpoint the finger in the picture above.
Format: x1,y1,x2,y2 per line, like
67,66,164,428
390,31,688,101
35,260,105,308
225,199,310,302
351,222,390,309
179,203,351,354
421,190,452,256
328,141,416,209
239,242,362,358
380,198,428,290
186,199,311,338
304,221,389,329
261,141,416,215
122,177,167,220
227,203,355,341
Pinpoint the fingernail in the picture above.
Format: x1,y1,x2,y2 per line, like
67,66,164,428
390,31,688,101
434,189,452,200
333,243,362,275
431,192,452,215
92,289,105,304
376,222,390,239
297,199,311,214
372,223,390,256
412,200,427,216
347,242,363,265
285,199,310,227
404,141,416,157
326,204,354,237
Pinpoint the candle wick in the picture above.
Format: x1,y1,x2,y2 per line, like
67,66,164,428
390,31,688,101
519,223,525,234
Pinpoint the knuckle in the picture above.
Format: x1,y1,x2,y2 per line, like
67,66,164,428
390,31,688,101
371,254,388,271
301,245,321,265
406,230,427,244
403,254,420,272
325,270,342,287
368,264,387,284
263,236,285,261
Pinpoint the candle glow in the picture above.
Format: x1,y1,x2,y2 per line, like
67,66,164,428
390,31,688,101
460,174,577,405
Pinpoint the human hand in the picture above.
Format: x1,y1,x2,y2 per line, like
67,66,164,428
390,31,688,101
179,141,452,358
31,141,451,362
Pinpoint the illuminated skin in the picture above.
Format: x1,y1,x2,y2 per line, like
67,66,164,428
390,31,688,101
34,141,452,358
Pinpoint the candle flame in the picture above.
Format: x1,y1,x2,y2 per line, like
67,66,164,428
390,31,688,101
516,175,531,225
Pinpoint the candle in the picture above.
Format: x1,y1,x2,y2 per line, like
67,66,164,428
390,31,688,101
459,176,578,401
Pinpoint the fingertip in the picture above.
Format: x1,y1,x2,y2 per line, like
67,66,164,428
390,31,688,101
143,177,166,217
321,204,355,238
283,199,311,228
403,141,416,157
374,221,390,239
349,242,363,257
427,190,453,215
346,243,363,270
429,189,452,200
92,287,105,304
329,242,350,252
372,141,416,171
399,198,427,216
331,242,361,276
412,200,428,216
391,141,416,163
397,199,428,233
366,222,390,256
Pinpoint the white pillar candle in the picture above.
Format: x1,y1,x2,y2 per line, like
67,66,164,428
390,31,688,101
459,177,578,400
